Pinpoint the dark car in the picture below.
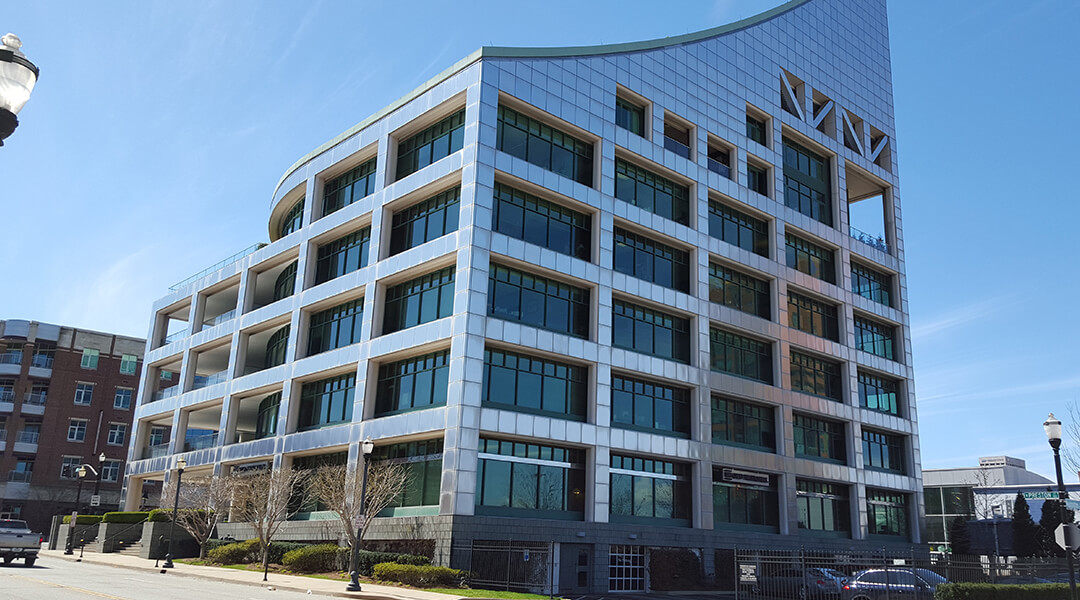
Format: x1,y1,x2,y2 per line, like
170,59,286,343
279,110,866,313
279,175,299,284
841,568,945,600
996,575,1052,585
757,567,847,598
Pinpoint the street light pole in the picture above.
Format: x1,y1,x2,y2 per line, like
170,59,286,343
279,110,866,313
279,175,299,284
92,452,105,514
346,438,375,592
0,33,39,146
1045,413,1077,600
162,458,186,569
64,466,88,555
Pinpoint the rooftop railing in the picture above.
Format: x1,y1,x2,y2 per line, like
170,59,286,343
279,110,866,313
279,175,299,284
850,225,889,254
169,243,267,291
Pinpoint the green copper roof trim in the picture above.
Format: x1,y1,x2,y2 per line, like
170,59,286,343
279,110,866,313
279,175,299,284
269,0,808,204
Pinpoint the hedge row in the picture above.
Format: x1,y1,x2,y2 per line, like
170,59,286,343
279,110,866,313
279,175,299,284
204,538,428,574
372,563,466,587
59,511,172,524
62,515,103,525
936,583,1074,600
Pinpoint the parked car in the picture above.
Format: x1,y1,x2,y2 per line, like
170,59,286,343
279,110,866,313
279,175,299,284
0,519,41,567
757,567,847,598
841,568,945,600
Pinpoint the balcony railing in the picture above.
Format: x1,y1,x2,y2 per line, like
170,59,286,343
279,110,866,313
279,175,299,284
0,430,7,442
7,471,31,483
663,135,691,159
23,392,46,406
0,352,22,365
184,433,219,452
193,370,229,390
202,309,237,328
153,386,181,402
849,225,889,254
30,354,53,369
707,157,731,179
163,329,188,345
169,243,267,291
144,442,171,459
0,390,13,402
15,431,39,444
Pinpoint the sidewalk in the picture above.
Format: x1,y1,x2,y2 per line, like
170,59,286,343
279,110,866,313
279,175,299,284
39,548,465,600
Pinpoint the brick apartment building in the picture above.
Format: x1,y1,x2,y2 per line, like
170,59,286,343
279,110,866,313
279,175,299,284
0,319,160,535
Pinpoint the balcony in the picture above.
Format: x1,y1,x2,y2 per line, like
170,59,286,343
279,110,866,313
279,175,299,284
13,431,38,454
0,390,13,413
30,354,52,369
21,393,45,415
0,429,6,451
163,329,187,345
202,309,237,329
7,471,31,483
849,225,889,254
192,370,229,390
707,156,731,179
183,432,219,452
0,352,22,365
663,135,691,159
143,442,171,459
152,386,181,402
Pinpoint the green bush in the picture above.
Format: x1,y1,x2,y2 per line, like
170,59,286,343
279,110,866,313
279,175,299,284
355,550,430,576
101,511,150,524
147,509,172,522
372,563,466,587
283,544,343,573
268,542,311,565
203,538,234,553
62,515,103,525
206,539,259,564
936,583,1071,600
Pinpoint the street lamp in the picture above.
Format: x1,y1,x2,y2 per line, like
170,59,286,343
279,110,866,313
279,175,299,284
346,438,375,592
162,457,186,569
1045,413,1077,600
64,466,88,555
0,33,39,146
92,452,106,514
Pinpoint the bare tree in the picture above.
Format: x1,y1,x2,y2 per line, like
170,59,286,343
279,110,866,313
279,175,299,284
228,464,308,581
307,459,408,549
969,466,1004,520
1062,401,1080,478
160,474,232,558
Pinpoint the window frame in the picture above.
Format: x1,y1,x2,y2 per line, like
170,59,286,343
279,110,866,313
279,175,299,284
119,354,138,375
790,349,844,401
74,382,94,405
396,109,466,181
80,348,99,370
787,291,839,341
482,347,588,421
782,136,832,226
614,157,691,225
67,418,88,442
322,157,377,218
475,437,587,520
612,299,691,364
488,263,590,339
611,374,691,438
796,479,850,535
707,199,769,257
492,182,592,261
709,262,771,320
711,396,776,452
297,373,355,431
615,94,647,138
388,186,461,256
383,267,456,335
785,233,836,284
851,262,893,307
374,350,450,417
613,226,691,293
709,328,773,384
609,454,691,525
307,298,363,356
854,315,897,360
113,387,133,410
497,103,594,186
858,370,901,415
793,413,846,463
107,423,127,446
862,429,905,474
314,227,372,286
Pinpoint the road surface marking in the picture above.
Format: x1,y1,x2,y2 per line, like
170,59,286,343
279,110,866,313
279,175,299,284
0,570,130,599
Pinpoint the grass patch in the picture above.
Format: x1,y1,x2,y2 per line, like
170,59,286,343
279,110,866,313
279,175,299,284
428,589,561,599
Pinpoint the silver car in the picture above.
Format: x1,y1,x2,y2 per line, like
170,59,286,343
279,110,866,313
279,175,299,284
841,568,946,600
757,567,847,598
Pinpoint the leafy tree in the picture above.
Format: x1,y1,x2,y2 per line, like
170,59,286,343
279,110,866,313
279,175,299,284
1012,493,1040,557
947,517,973,555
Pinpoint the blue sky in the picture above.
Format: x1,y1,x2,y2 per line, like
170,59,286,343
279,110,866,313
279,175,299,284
2,1,1078,480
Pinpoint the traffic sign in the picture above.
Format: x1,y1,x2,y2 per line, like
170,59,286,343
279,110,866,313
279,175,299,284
90,494,101,507
1055,523,1080,551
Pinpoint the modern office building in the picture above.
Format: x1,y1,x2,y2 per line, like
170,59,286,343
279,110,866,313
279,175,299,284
124,0,917,591
0,319,147,535
923,456,1080,551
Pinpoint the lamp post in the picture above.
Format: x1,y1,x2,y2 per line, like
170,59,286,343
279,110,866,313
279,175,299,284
162,457,186,569
346,438,375,592
92,452,106,514
64,466,88,555
1045,413,1077,600
0,33,39,146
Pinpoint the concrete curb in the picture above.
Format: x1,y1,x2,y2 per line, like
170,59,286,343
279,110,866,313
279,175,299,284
39,550,433,600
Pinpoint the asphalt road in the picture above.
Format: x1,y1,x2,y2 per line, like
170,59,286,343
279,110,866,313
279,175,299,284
0,556,322,600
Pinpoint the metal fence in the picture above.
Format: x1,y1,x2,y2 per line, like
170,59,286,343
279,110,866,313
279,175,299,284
722,547,1078,599
454,539,554,594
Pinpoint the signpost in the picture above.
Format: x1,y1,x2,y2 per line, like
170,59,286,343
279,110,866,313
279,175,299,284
90,495,101,507
1055,523,1080,552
